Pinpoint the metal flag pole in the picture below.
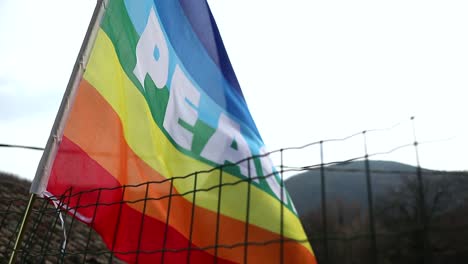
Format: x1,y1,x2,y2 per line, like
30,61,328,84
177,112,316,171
8,194,35,264
9,1,108,263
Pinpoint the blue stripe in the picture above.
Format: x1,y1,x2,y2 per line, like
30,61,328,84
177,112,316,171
122,0,264,152
123,0,262,142
177,0,244,97
122,0,153,34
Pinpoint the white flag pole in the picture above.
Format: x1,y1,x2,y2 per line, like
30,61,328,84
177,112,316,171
30,0,108,195
9,1,108,263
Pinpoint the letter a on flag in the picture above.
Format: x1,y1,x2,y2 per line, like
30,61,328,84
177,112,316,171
31,0,316,263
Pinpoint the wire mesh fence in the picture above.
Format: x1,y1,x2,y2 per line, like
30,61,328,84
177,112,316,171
1,118,468,263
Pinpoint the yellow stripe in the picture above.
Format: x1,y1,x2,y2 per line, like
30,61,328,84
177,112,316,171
83,29,310,248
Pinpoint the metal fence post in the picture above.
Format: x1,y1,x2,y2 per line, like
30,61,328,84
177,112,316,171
320,141,330,264
363,131,378,264
411,117,431,263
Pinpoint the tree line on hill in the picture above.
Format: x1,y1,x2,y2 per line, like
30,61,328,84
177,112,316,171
286,160,468,264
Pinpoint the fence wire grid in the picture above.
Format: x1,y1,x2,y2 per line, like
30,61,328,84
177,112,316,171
1,118,468,264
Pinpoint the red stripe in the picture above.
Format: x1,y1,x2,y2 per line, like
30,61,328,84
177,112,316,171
60,79,316,263
48,136,234,264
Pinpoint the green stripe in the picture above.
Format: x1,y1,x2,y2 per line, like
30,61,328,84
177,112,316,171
99,0,295,211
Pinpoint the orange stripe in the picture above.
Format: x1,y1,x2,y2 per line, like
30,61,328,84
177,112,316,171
49,136,234,264
63,79,316,263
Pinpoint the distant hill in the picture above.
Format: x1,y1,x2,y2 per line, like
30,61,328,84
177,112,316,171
285,160,425,215
285,160,468,264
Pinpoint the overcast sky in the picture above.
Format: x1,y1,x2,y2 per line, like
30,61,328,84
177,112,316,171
0,0,467,181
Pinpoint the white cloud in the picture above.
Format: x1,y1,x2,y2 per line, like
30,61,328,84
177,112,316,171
0,1,95,179
0,0,467,180
209,0,468,171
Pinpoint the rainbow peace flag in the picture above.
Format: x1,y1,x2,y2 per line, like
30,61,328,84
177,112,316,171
32,0,316,263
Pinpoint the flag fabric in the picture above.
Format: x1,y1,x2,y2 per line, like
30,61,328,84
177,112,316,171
34,0,316,263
